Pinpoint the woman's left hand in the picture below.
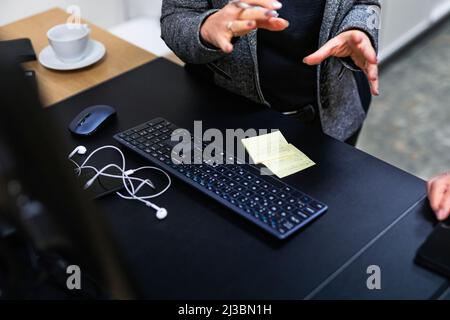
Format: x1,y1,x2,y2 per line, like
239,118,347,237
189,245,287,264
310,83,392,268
303,30,379,96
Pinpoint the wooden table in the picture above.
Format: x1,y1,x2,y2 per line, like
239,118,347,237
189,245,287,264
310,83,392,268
0,8,157,106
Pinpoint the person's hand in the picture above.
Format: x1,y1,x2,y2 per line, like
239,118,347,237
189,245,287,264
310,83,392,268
428,173,450,221
303,30,379,96
200,0,289,53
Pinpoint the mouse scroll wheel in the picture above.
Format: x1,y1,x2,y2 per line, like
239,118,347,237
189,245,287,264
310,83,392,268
78,113,92,126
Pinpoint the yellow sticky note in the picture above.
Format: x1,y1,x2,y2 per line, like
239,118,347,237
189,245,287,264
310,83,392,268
263,145,315,179
241,131,294,164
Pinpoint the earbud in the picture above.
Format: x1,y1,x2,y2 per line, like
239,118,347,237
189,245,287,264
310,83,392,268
156,208,168,220
145,201,168,220
69,146,87,159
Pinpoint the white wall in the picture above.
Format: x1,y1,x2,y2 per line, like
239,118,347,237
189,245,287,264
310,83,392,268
380,0,450,60
0,0,126,28
124,0,162,19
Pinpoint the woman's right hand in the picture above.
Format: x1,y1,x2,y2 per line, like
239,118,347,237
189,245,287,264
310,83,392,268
200,0,289,53
428,173,450,221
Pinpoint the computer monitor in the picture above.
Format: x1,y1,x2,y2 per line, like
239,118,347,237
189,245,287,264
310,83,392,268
0,51,135,299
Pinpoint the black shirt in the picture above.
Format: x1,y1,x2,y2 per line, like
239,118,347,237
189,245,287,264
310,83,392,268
257,0,326,112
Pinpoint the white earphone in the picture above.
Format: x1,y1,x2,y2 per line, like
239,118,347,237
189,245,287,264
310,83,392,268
68,145,87,159
68,145,171,220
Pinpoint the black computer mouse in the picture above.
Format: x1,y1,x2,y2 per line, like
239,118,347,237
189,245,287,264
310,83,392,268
69,105,116,136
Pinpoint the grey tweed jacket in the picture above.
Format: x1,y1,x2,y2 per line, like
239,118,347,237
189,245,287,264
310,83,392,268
161,0,381,141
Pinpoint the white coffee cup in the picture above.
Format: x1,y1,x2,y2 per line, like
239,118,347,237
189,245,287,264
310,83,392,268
47,24,91,63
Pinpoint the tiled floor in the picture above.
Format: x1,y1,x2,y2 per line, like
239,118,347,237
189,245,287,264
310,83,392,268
358,17,450,180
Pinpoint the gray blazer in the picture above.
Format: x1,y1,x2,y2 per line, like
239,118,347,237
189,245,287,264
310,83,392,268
161,0,381,141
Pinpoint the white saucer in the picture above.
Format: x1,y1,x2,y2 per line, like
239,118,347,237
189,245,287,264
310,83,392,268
39,40,106,71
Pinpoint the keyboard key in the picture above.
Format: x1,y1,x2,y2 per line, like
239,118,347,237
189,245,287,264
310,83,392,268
298,209,310,218
310,201,325,210
301,196,312,203
282,221,295,230
258,190,268,197
270,205,279,213
244,190,255,198
147,118,164,127
304,206,317,215
289,215,302,224
225,171,234,178
283,205,294,211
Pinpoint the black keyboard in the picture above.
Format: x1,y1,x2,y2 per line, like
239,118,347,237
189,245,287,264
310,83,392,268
114,118,327,239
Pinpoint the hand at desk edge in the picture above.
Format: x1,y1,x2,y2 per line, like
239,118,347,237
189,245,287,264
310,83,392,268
428,173,450,221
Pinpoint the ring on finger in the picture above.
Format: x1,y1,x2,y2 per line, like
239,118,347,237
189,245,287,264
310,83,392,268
229,0,252,10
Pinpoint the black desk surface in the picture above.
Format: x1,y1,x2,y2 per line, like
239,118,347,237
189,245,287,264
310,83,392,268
48,58,449,299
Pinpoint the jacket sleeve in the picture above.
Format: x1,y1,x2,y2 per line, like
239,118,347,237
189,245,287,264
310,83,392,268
335,0,381,71
160,0,226,64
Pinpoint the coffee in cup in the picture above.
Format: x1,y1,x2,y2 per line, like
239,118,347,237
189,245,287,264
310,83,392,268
47,24,91,63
